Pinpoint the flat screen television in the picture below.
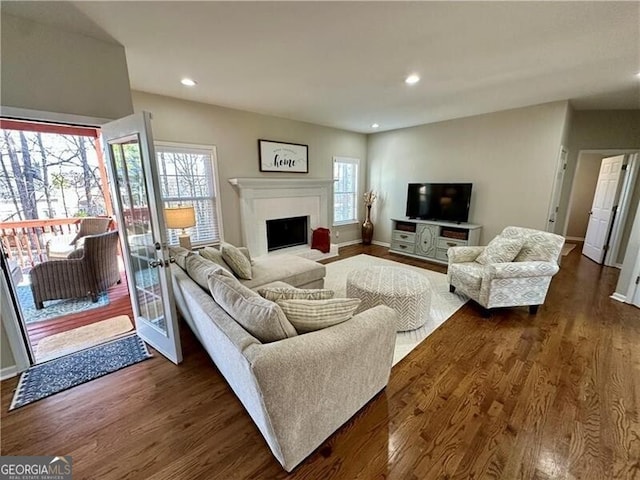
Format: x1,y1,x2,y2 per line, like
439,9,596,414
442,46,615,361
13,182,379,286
405,183,472,223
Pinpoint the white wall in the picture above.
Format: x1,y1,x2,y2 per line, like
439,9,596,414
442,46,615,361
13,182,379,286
367,101,569,244
565,153,605,239
1,14,133,120
132,91,367,246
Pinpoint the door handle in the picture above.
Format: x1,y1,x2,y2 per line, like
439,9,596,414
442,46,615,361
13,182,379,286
149,259,163,268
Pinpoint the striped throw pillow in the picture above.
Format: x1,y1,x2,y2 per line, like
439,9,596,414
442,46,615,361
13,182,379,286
276,298,361,333
258,287,335,302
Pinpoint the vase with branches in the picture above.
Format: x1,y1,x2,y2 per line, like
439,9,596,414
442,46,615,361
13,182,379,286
362,190,377,245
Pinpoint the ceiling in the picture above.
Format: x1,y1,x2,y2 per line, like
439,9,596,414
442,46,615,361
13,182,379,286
3,1,640,133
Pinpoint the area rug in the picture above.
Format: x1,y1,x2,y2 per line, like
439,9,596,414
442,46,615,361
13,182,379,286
562,243,577,256
324,254,467,365
10,334,152,411
16,284,109,324
35,315,134,363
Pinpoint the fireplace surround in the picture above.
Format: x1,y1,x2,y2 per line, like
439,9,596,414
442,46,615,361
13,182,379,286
228,177,335,257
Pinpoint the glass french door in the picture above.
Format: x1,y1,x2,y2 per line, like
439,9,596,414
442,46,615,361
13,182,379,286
101,112,182,364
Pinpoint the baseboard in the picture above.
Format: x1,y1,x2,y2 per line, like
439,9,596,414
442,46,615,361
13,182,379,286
565,236,584,242
372,240,391,247
615,263,623,269
1,365,19,381
610,292,627,303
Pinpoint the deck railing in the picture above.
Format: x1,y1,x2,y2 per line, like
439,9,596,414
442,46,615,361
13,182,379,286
0,218,82,268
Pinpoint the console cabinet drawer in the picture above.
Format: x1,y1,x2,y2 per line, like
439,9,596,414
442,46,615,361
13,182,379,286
437,238,467,249
392,230,416,243
390,241,415,254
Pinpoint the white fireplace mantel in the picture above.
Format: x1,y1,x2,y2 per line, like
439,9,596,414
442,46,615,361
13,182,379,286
228,177,336,256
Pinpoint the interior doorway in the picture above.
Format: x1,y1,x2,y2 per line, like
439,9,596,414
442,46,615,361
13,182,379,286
564,150,640,267
0,119,135,363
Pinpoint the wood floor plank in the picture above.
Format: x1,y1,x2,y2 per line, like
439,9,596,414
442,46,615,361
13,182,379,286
2,244,639,479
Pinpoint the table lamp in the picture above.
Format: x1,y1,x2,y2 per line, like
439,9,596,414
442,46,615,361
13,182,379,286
165,206,196,250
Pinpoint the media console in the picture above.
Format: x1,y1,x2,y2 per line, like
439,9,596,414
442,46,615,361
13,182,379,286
389,218,482,264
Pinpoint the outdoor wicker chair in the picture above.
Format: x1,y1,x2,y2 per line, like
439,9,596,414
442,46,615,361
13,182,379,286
31,230,121,309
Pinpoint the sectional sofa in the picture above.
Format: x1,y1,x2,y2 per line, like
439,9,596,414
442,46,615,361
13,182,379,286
169,247,398,471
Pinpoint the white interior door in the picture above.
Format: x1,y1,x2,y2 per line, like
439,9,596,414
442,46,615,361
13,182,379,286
582,155,624,264
101,112,182,364
547,146,568,232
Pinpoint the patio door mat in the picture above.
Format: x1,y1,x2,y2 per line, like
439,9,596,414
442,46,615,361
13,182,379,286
35,315,134,363
10,334,152,411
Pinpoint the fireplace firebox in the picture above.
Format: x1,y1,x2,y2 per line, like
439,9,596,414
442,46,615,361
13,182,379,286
266,216,308,252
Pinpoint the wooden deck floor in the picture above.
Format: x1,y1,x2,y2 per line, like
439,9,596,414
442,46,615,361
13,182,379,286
2,244,639,479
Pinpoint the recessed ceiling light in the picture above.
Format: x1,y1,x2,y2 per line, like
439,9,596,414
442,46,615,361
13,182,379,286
636,71,640,78
405,74,420,85
181,78,197,87
371,123,380,129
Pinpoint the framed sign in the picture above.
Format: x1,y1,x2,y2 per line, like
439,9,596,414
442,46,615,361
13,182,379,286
258,139,308,173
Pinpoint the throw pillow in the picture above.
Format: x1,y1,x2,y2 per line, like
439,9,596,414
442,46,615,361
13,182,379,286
276,298,361,333
258,286,335,302
208,274,297,343
475,236,525,265
198,247,234,274
221,243,253,280
185,254,234,290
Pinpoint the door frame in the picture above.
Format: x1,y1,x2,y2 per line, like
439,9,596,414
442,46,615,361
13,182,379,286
605,153,638,267
626,246,640,306
546,145,568,233
0,106,111,377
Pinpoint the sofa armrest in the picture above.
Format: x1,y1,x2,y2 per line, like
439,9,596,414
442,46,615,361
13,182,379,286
487,261,560,280
245,305,396,471
447,246,485,264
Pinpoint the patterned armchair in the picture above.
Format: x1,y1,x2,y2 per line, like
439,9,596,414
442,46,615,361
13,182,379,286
31,230,121,309
46,216,112,259
447,226,564,315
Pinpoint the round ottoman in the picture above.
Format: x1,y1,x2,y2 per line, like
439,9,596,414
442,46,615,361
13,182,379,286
346,266,431,331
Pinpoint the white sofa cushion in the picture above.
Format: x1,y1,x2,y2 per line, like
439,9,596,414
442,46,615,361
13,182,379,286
209,274,297,343
185,254,234,290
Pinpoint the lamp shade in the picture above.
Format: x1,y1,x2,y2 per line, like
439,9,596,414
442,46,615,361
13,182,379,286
165,206,196,229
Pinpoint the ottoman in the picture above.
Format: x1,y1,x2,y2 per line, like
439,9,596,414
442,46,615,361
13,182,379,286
346,266,431,331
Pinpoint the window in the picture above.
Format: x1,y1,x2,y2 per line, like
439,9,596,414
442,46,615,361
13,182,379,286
156,143,222,246
333,156,359,225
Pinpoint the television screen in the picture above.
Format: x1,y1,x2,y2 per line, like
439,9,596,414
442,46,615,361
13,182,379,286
405,183,472,223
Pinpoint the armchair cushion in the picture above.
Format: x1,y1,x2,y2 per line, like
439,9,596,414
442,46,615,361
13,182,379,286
488,261,559,279
475,237,524,265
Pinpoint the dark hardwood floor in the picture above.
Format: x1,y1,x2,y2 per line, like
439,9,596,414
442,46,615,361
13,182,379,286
2,244,639,479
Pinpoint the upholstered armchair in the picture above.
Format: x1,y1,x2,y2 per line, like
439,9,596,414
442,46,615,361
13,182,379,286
46,216,112,259
447,226,565,315
31,230,121,309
